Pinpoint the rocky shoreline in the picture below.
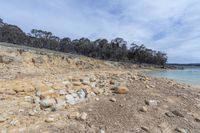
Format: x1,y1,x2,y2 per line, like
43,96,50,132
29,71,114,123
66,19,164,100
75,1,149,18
1,43,200,133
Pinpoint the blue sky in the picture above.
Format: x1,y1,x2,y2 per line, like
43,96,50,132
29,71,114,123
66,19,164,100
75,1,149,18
0,0,200,63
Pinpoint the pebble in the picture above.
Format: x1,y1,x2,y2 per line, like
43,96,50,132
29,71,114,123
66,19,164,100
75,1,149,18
175,127,188,133
80,112,87,121
172,110,184,117
28,111,35,116
145,100,159,106
110,97,117,102
139,106,148,112
45,117,55,123
99,129,106,133
40,98,56,108
68,112,80,119
0,116,6,123
141,126,149,132
113,86,129,94
195,117,200,122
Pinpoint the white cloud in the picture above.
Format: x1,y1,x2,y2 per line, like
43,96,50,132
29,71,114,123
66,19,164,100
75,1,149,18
0,0,200,63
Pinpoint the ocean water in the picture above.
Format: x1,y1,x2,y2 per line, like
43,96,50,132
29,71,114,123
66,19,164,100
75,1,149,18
144,68,200,85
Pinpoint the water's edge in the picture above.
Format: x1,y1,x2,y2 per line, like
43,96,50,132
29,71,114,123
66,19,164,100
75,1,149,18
143,68,200,86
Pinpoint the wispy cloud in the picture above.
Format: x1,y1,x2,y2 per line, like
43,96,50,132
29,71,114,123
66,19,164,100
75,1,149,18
0,0,200,63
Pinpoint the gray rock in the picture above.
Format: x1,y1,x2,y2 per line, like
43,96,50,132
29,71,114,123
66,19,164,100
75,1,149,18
172,110,184,117
175,127,188,133
65,94,76,105
79,112,87,121
110,97,117,102
0,116,6,123
139,106,148,112
99,130,106,133
65,89,87,105
40,98,56,108
0,55,16,64
195,117,200,122
145,100,159,106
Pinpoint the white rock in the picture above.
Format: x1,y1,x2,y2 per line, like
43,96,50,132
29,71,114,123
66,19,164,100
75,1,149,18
40,98,56,108
80,112,87,121
0,116,6,123
145,100,159,106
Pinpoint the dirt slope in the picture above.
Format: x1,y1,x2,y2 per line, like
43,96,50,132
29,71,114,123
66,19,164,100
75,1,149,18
0,43,200,133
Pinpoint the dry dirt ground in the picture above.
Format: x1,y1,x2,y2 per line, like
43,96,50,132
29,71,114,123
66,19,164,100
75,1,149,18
0,43,200,133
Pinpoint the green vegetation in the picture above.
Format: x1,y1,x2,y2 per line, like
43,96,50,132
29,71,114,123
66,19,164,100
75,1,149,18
0,18,167,66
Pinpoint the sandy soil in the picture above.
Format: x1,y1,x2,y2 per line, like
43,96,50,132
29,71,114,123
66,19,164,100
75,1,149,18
0,43,200,133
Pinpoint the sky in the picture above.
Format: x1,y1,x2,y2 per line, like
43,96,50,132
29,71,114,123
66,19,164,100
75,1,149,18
0,0,200,63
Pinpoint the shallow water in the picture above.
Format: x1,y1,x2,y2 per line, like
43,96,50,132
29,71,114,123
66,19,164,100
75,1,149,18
144,67,200,85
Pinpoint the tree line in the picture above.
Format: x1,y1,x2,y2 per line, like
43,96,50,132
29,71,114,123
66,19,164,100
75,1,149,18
0,18,167,66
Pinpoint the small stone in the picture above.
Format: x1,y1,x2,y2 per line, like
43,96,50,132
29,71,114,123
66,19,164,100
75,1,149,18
165,112,175,117
68,112,80,119
0,116,6,123
40,98,56,108
172,110,184,117
10,119,19,126
58,89,67,95
99,129,106,133
112,86,129,94
141,126,149,132
145,100,159,106
24,96,33,103
73,82,82,86
175,127,188,133
139,106,148,112
28,111,35,116
95,98,100,101
195,117,200,122
110,97,117,102
45,117,55,123
80,112,87,121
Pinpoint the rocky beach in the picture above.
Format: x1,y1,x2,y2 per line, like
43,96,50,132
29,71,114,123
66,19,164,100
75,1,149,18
1,43,200,133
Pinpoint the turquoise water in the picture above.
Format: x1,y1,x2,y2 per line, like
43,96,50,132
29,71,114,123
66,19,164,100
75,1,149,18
144,68,200,85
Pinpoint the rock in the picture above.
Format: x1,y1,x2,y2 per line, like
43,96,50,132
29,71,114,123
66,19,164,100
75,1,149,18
65,94,77,105
24,96,33,103
141,126,149,132
95,98,100,101
139,106,148,112
172,110,184,117
110,97,117,102
175,127,188,133
112,86,129,94
58,89,67,95
65,89,87,105
28,111,35,116
73,82,82,86
195,117,200,122
0,116,6,123
45,117,55,123
80,77,90,85
68,112,80,119
165,112,175,117
80,112,87,121
0,55,16,64
145,100,159,106
52,98,66,111
32,56,44,64
77,89,87,99
40,98,56,108
99,130,106,133
10,119,19,126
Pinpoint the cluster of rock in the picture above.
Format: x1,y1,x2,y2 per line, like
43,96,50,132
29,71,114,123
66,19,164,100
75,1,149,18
21,72,135,114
